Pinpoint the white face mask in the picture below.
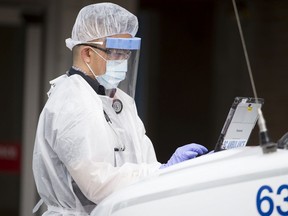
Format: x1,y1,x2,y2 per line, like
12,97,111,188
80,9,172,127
97,60,128,89
86,48,128,89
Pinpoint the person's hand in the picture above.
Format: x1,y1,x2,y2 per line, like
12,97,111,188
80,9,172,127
160,143,208,169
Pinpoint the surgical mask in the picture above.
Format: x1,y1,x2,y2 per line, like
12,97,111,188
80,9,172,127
86,48,128,90
97,60,128,89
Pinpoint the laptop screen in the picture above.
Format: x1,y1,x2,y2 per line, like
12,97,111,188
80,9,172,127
214,97,264,152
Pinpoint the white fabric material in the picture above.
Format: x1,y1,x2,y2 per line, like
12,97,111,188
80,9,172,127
65,3,138,50
32,74,161,215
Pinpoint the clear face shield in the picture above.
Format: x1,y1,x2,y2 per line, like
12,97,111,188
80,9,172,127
113,38,141,99
84,37,141,98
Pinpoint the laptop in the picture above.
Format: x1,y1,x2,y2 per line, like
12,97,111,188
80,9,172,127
214,97,264,152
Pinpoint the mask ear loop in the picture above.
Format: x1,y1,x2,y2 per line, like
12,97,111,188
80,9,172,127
84,47,107,79
85,62,98,79
90,47,107,62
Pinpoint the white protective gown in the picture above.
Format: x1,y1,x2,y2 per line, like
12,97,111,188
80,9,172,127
33,73,161,215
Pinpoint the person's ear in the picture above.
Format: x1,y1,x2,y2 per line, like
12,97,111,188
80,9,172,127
80,47,91,63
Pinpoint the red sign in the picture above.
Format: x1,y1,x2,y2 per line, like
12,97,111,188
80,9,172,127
0,143,21,173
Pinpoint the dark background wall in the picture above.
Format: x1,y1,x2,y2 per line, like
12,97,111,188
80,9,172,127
136,0,288,163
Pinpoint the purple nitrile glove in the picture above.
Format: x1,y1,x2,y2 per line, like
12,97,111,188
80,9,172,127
160,143,208,169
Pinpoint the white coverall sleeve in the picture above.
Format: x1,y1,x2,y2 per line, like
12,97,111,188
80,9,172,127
133,103,159,164
52,104,160,204
142,135,159,162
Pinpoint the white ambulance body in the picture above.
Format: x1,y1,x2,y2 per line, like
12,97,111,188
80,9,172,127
91,146,288,216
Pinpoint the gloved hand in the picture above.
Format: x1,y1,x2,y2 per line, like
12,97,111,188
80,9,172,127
160,143,208,169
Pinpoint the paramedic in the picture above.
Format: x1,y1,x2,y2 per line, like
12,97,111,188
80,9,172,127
32,2,208,215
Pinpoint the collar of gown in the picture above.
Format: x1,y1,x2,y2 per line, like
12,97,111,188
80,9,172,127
67,67,106,96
